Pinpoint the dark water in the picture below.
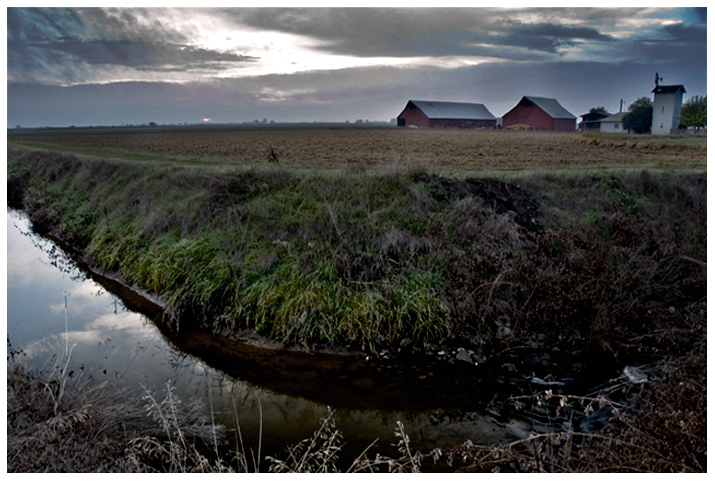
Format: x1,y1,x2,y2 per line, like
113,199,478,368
6,207,523,470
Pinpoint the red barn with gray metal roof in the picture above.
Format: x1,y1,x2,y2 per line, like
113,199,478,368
397,100,496,129
502,96,577,131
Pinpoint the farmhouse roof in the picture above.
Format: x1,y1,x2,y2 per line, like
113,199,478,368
651,84,686,94
406,100,496,120
580,110,612,120
517,96,577,119
599,112,628,122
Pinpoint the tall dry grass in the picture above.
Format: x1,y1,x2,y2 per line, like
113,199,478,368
6,346,237,473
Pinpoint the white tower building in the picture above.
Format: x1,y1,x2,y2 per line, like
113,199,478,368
651,73,686,135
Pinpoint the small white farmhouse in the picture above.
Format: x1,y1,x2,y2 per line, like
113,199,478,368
651,77,686,135
599,112,628,134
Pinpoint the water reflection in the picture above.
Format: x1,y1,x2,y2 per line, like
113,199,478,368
6,207,512,467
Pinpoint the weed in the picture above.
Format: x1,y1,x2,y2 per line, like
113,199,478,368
265,146,281,163
7,346,241,473
267,408,344,473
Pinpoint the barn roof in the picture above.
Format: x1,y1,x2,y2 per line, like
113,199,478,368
406,100,496,120
651,84,686,94
517,96,576,119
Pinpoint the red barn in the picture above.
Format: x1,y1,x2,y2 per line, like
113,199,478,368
397,100,496,129
502,96,576,131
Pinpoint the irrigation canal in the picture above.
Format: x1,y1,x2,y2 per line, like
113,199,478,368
6,206,625,470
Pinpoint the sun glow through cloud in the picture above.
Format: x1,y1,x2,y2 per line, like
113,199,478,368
68,8,513,84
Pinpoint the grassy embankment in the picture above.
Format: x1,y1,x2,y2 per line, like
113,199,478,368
6,142,705,363
6,138,707,472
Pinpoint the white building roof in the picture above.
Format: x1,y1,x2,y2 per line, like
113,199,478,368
600,112,628,122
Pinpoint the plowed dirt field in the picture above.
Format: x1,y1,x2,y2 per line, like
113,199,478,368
10,128,706,169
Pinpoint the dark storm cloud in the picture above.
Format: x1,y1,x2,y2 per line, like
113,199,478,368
7,7,256,84
659,22,708,44
75,7,191,44
692,7,706,24
624,22,707,70
7,8,87,82
224,7,615,59
7,7,85,44
484,21,614,53
30,38,256,69
225,7,480,57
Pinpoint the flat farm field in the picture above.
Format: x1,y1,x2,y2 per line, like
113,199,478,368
8,127,706,171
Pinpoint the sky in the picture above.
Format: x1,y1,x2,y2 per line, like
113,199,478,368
4,4,709,128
